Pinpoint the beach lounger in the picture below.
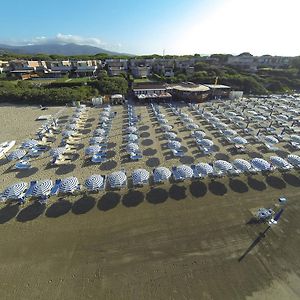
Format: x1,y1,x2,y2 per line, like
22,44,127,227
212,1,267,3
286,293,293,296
49,179,62,197
91,153,107,163
18,180,37,204
171,149,184,157
15,160,32,170
130,152,143,160
191,164,204,179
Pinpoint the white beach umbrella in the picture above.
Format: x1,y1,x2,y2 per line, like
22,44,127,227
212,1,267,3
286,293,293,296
203,112,213,118
62,130,76,137
207,116,220,123
186,123,199,130
126,126,137,133
232,116,245,122
1,182,28,200
132,169,150,184
164,132,177,140
198,139,214,147
213,160,233,172
126,143,139,153
182,117,193,123
180,112,189,118
32,180,53,197
161,124,173,131
100,116,110,123
66,124,77,130
21,139,38,149
127,133,138,142
226,111,237,117
94,128,106,136
232,159,252,172
276,115,289,122
168,140,181,149
59,177,79,193
287,154,300,167
85,174,105,191
50,147,66,158
214,122,228,129
251,158,271,171
85,145,102,156
193,163,214,176
264,135,279,144
174,165,194,179
153,167,171,181
222,129,237,137
290,135,300,144
194,131,206,139
158,118,168,124
270,156,292,169
89,137,104,145
253,115,267,121
7,149,26,161
231,136,248,145
107,171,127,187
101,111,110,117
156,113,165,118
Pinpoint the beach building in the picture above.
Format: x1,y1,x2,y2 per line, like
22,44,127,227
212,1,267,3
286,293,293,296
73,60,99,77
106,59,128,76
170,82,210,102
204,84,231,99
133,83,172,101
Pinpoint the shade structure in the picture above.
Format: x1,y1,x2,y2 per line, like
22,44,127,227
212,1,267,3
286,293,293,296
180,112,189,118
85,174,105,191
291,135,300,144
287,154,300,167
203,112,213,118
161,125,173,131
72,113,81,118
21,139,38,149
132,169,150,184
107,171,127,187
156,113,165,118
94,128,106,136
168,140,181,150
213,160,233,172
158,118,168,124
85,145,101,156
194,131,206,139
186,123,199,130
126,126,137,133
50,147,65,157
174,165,194,179
182,117,193,123
127,133,138,142
247,110,258,116
67,123,78,130
100,116,110,123
251,158,271,171
69,117,80,124
264,135,279,144
89,137,104,145
62,130,76,137
1,182,28,200
194,163,214,176
103,106,111,111
253,115,267,121
222,129,237,137
164,132,177,140
214,122,228,129
32,180,53,197
101,111,110,117
126,143,139,153
226,111,237,117
232,116,245,122
276,115,289,122
270,156,292,169
59,177,79,193
231,136,248,145
198,139,214,147
207,116,220,123
153,167,172,181
232,159,252,172
7,149,26,161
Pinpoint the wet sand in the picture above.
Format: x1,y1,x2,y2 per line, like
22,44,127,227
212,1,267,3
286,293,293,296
0,103,300,299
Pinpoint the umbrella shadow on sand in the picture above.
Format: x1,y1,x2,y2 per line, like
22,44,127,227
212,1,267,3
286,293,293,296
169,184,187,200
189,181,207,198
72,196,96,215
0,203,20,224
208,181,227,196
45,199,72,218
122,190,144,207
265,176,286,189
247,177,267,191
239,226,271,262
229,178,249,193
146,188,169,204
16,202,46,222
15,167,39,179
97,192,120,211
282,173,300,187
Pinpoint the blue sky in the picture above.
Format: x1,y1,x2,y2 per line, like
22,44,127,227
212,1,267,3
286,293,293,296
1,0,299,56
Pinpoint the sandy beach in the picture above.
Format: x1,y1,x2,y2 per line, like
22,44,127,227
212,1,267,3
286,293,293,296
0,101,300,299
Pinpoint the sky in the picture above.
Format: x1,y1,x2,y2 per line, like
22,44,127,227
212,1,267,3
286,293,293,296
0,0,299,56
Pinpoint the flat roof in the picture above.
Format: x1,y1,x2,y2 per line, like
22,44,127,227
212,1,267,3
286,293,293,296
172,84,210,92
204,84,231,89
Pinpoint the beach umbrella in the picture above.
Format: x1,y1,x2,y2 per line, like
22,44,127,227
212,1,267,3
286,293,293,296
32,180,53,198
1,182,28,200
287,154,300,167
104,106,111,111
290,135,300,144
62,130,76,137
180,112,189,118
203,112,213,118
231,136,248,145
156,113,165,118
182,117,193,123
50,147,65,157
232,159,252,172
100,116,109,123
89,137,103,145
66,124,77,130
158,118,168,124
175,165,194,179
59,177,79,193
127,133,138,142
252,115,267,121
153,167,172,181
232,116,245,122
276,115,289,122
270,156,292,169
194,131,206,139
168,140,181,149
213,160,233,172
132,169,150,184
186,123,199,130
161,124,173,131
251,158,271,171
69,117,80,124
247,110,258,115
85,145,102,156
85,174,105,191
214,122,228,129
107,171,127,187
207,116,220,123
164,132,177,140
101,111,110,117
226,111,237,117
126,143,139,153
222,129,237,137
7,149,26,161
126,126,137,133
198,139,214,147
193,163,214,176
94,128,106,136
21,139,38,149
264,135,279,144
72,113,81,118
